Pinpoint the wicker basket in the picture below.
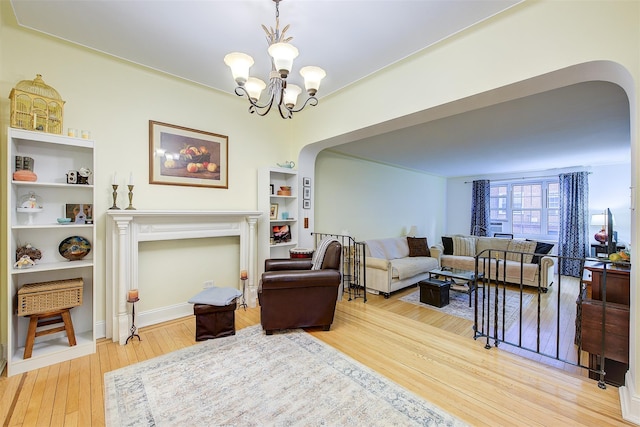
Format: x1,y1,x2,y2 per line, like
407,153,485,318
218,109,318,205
17,278,83,316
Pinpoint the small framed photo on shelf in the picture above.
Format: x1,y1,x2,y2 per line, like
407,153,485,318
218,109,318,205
270,184,274,195
303,177,311,187
272,224,291,243
303,187,311,200
65,204,93,224
270,203,279,220
303,200,311,209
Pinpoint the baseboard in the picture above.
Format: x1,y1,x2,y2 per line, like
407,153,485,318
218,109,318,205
95,320,106,339
137,302,193,329
620,371,640,425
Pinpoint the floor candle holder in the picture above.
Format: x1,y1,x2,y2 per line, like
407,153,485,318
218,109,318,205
109,184,120,210
125,185,136,210
126,296,141,344
239,277,248,310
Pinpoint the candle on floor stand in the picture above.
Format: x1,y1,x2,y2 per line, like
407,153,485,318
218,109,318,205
126,295,141,344
239,276,248,311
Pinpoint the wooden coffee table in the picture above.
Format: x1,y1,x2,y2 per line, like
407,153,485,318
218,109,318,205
427,268,483,307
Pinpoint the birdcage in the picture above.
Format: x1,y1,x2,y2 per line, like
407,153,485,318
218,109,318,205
9,74,65,134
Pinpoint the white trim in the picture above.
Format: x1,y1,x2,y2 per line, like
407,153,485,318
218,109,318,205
620,371,640,425
95,320,106,339
137,302,193,329
106,210,261,345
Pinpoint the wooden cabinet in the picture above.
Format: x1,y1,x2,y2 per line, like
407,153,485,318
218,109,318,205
257,167,298,275
3,128,96,376
581,262,629,386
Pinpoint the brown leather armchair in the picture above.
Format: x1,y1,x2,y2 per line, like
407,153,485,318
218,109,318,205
259,241,342,335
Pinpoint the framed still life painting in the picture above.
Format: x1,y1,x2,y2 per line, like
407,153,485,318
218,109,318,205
149,120,229,188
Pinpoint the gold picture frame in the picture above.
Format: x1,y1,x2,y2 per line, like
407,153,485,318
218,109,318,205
270,203,279,220
149,120,228,188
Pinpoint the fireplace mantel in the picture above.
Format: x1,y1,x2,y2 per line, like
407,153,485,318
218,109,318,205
106,210,261,344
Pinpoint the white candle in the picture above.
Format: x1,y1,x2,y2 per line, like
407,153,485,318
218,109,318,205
113,172,118,185
129,172,134,186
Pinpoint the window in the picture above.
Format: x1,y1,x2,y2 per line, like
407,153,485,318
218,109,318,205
489,179,559,240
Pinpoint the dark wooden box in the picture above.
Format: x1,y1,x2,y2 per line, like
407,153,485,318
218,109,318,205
419,279,450,307
193,299,237,341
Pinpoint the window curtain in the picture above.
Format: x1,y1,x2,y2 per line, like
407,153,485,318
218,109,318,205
470,179,490,236
558,172,589,277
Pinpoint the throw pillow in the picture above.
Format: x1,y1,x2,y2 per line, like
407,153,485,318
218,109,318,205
452,236,476,257
527,240,555,264
442,236,454,255
407,237,430,257
506,240,537,263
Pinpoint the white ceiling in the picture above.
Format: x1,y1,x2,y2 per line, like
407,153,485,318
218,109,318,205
10,0,631,178
331,81,631,177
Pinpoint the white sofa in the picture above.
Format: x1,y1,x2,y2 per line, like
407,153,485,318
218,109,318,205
364,237,439,298
429,235,555,291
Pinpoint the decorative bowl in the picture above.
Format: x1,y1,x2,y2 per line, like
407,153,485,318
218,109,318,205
57,218,72,224
280,186,291,191
58,236,91,261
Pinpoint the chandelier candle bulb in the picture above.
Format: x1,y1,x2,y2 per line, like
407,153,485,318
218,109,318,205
223,52,254,85
245,78,266,101
300,66,326,96
283,85,302,108
268,42,299,78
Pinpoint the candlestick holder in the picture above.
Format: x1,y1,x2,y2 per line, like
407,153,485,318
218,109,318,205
126,296,141,344
239,277,248,310
109,184,121,210
125,184,136,210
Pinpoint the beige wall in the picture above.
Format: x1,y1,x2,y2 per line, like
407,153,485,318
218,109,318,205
292,1,638,150
2,0,640,409
315,150,446,243
296,1,640,416
0,2,290,329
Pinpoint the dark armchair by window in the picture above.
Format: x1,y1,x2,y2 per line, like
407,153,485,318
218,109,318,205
258,241,342,335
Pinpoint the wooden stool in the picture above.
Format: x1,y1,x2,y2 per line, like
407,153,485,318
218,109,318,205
24,308,76,359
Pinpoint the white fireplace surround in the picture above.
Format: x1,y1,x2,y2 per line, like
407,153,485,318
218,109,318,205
106,210,261,345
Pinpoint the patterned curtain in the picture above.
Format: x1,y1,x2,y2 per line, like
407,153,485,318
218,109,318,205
470,180,490,236
558,172,589,277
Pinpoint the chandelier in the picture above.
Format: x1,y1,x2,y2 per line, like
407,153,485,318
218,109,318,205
224,0,326,119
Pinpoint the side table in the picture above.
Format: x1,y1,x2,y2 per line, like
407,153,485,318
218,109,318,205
418,279,450,307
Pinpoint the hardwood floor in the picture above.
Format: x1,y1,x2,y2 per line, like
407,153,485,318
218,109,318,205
1,282,632,426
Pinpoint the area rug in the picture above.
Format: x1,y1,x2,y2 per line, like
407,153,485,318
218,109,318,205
400,285,535,331
104,325,466,426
